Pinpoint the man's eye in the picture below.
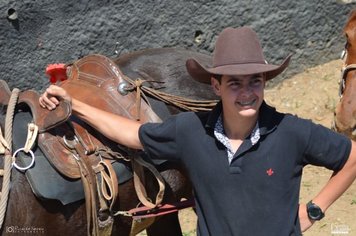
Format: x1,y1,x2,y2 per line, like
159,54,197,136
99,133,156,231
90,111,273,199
251,79,262,85
230,82,240,86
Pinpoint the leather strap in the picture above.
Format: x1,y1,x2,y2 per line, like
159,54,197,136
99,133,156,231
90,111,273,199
132,155,165,208
23,123,38,153
73,138,116,236
93,159,119,211
114,199,195,220
73,141,100,236
71,120,97,155
0,127,9,154
131,199,195,220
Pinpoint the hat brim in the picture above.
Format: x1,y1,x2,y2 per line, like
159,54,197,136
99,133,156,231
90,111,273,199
186,54,292,84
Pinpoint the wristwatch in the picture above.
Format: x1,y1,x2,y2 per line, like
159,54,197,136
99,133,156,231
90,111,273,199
306,201,325,221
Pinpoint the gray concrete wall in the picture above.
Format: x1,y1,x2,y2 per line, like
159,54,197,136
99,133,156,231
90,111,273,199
0,0,355,91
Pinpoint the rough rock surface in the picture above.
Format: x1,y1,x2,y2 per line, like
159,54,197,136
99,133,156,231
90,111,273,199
0,0,355,90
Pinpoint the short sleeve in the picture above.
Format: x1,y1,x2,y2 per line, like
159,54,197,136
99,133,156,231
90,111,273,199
304,123,351,171
138,115,179,161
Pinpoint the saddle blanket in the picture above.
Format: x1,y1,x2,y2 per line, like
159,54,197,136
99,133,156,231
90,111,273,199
12,110,133,205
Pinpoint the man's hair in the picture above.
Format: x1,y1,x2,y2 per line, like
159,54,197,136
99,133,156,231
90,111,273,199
212,74,222,83
212,73,268,83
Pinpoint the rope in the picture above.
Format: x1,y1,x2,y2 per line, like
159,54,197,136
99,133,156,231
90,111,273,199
0,88,19,228
123,75,218,112
95,147,131,162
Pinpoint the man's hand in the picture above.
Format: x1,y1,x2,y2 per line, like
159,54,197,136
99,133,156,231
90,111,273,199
299,203,314,232
39,85,71,110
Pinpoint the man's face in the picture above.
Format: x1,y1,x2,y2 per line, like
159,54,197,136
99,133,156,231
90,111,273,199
211,73,265,119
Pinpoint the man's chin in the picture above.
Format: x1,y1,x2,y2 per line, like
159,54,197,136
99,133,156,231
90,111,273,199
238,109,258,118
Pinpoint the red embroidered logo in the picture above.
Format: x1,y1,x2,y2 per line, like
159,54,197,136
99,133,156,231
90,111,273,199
266,168,274,176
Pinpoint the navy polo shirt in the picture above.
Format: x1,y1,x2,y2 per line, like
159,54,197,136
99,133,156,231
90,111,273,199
138,101,351,236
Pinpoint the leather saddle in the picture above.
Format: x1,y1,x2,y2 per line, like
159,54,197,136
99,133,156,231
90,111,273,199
0,86,133,205
0,53,163,194
39,54,162,179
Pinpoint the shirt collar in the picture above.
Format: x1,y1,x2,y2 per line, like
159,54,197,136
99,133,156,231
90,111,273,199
205,101,223,130
257,101,280,136
205,100,280,136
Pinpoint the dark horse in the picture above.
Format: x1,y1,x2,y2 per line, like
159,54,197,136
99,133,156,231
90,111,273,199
334,9,356,140
0,48,217,235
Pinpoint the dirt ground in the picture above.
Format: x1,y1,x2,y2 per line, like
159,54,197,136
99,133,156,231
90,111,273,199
142,59,356,236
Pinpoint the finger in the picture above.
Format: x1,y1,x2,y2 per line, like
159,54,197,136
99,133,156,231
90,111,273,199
49,96,60,105
39,92,49,107
39,97,45,108
40,92,57,110
40,91,60,105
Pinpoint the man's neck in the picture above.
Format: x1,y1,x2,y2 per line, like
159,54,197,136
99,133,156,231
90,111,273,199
222,112,258,140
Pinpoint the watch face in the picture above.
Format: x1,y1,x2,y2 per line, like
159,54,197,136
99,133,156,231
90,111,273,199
307,202,324,220
309,206,322,218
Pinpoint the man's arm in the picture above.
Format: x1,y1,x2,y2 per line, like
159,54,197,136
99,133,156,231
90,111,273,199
299,140,356,231
39,85,143,150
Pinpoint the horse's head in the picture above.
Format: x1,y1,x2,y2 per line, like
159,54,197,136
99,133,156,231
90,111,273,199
343,10,356,65
334,9,356,139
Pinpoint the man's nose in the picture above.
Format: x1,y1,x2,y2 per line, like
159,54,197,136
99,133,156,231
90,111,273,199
240,84,253,94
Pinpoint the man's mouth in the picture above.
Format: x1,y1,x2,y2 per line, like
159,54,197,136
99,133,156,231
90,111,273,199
237,99,256,107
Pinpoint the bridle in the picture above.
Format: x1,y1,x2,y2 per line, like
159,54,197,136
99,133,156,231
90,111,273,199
339,44,356,97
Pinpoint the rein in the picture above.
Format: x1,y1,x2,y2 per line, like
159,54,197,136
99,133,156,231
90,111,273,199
114,199,195,220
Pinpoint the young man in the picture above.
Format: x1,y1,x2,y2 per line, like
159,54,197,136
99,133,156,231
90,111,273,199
39,27,356,235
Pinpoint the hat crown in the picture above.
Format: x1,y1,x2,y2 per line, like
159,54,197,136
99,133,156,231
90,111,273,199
185,26,291,84
212,27,265,67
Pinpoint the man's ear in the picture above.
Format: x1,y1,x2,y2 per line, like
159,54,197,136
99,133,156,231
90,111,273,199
211,77,221,96
263,73,267,87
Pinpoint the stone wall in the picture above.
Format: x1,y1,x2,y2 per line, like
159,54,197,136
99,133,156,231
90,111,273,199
0,0,355,90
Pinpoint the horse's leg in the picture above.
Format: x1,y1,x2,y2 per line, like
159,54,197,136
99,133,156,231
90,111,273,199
146,213,182,236
1,170,87,235
2,170,142,236
143,167,193,236
111,179,143,236
144,180,184,236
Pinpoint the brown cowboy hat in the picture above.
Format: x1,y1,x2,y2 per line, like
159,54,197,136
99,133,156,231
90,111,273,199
186,27,292,84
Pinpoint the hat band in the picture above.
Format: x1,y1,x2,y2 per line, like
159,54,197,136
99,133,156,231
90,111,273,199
213,60,266,67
